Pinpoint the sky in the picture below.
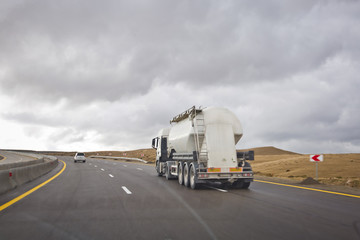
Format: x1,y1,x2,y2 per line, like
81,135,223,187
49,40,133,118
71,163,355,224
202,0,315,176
0,0,359,154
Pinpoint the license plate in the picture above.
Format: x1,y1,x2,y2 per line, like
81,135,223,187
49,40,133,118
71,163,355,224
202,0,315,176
220,174,231,177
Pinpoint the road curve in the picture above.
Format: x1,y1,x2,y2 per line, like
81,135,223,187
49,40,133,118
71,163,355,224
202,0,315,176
0,151,36,164
0,156,359,240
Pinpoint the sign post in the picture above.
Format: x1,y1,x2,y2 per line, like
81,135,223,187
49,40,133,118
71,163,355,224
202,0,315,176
310,155,323,180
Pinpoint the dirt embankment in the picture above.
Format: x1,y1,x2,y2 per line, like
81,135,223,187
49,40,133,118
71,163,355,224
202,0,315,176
244,147,360,188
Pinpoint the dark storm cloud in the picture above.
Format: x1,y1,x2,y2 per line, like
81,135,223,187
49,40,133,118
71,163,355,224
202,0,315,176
0,0,359,153
2,0,358,102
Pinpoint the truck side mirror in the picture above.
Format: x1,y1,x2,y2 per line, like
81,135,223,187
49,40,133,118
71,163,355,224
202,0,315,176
152,138,156,149
152,138,159,149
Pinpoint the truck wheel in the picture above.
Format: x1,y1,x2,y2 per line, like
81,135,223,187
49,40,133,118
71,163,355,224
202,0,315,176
232,180,250,189
165,164,171,180
156,161,163,177
232,180,243,189
178,162,184,185
189,164,198,189
183,162,190,187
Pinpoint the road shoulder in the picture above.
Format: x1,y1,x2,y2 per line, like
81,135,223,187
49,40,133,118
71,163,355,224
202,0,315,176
255,175,360,196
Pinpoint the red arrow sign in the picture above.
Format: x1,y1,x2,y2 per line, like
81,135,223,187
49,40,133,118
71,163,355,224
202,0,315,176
312,155,321,161
310,154,323,162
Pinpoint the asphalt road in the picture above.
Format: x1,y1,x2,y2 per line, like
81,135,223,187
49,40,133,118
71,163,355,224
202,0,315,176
0,156,359,240
0,151,36,164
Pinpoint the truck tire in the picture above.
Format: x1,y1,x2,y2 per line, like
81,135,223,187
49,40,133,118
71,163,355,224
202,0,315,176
156,161,163,177
183,162,190,187
232,180,243,189
178,162,184,185
232,180,251,189
189,164,198,189
165,163,171,180
242,182,250,189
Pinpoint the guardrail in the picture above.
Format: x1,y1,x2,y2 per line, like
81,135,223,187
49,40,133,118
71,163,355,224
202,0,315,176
0,152,58,195
0,158,45,170
89,155,148,164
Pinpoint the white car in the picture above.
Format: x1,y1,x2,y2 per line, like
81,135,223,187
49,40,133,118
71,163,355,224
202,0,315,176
74,152,86,163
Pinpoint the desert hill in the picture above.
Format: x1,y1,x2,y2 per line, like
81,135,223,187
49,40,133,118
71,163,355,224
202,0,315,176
237,146,299,155
246,150,360,188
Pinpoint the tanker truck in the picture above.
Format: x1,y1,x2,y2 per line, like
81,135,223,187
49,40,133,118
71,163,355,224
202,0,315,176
151,106,254,189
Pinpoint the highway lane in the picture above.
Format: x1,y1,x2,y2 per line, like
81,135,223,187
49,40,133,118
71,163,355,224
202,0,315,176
0,156,359,240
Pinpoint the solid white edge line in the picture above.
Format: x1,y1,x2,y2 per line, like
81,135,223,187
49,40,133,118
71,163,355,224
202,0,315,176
122,186,132,194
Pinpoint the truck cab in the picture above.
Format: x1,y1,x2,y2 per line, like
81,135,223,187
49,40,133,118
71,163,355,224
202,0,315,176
152,128,170,176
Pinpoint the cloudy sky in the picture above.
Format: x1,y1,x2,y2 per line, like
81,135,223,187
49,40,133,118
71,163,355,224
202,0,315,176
0,0,359,154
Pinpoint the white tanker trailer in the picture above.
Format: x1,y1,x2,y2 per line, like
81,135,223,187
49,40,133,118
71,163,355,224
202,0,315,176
152,106,254,189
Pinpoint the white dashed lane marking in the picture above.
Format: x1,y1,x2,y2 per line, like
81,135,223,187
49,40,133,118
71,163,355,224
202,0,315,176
122,186,132,194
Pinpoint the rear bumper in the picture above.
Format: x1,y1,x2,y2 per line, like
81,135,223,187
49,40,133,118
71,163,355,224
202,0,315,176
198,172,254,180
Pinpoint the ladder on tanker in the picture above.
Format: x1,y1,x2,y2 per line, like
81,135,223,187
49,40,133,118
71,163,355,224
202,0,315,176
193,112,208,169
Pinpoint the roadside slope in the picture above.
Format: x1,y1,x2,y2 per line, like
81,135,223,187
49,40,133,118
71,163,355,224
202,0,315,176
242,147,360,188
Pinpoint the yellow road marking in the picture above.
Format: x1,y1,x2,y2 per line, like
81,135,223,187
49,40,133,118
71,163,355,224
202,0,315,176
254,179,360,199
0,160,67,212
0,154,7,162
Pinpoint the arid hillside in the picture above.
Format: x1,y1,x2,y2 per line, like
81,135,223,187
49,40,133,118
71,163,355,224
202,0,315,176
242,147,360,188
